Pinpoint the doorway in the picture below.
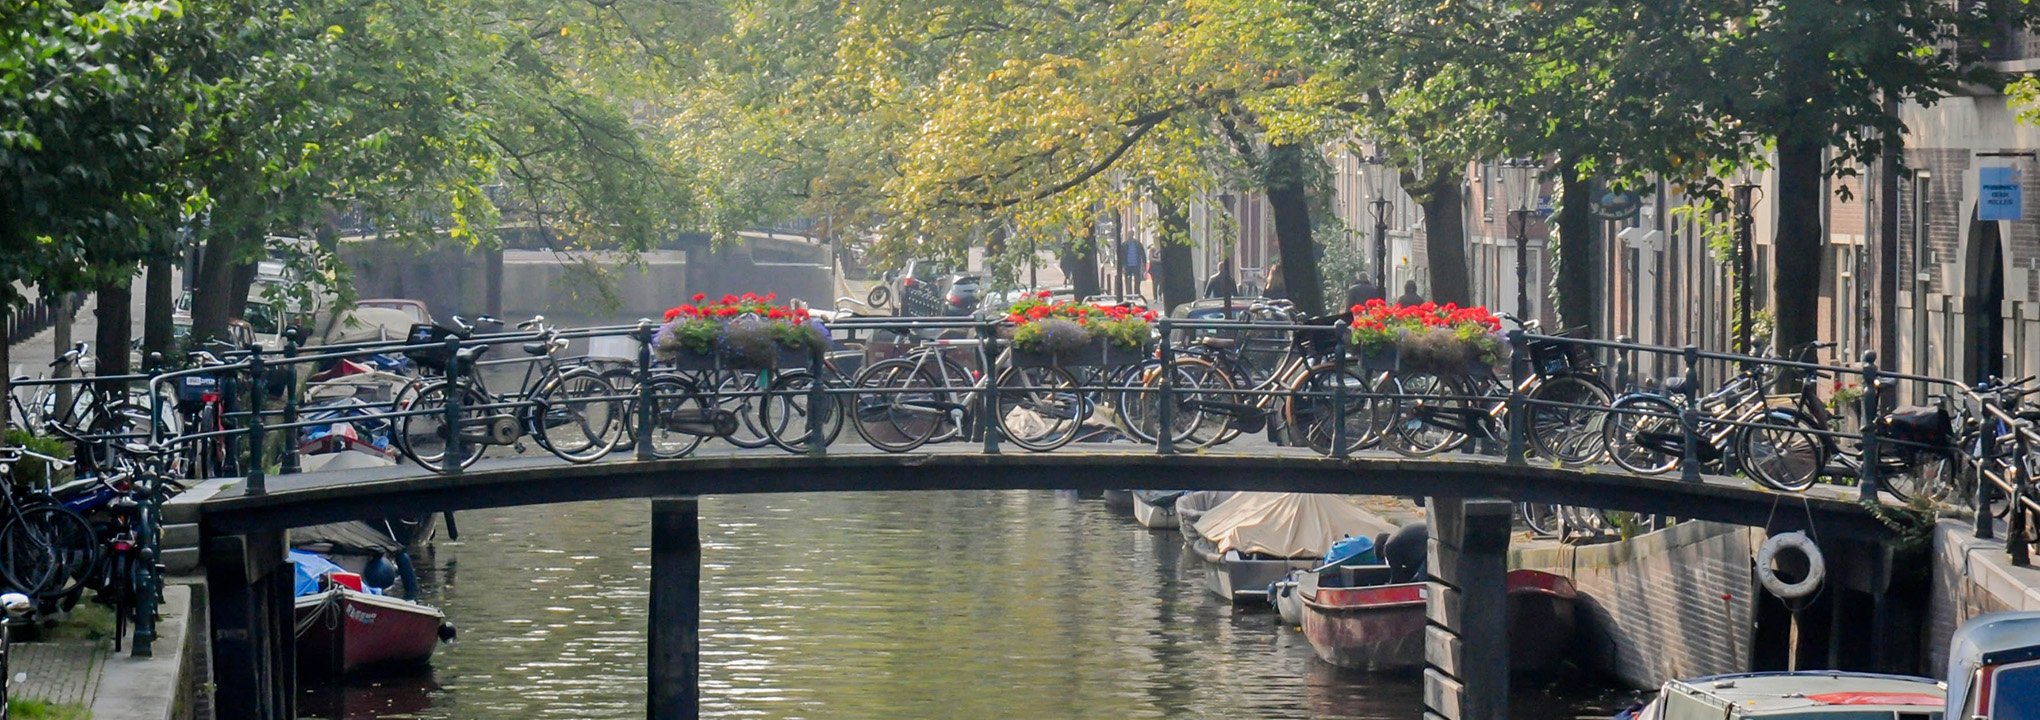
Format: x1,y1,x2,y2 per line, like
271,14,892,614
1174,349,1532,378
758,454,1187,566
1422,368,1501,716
1965,217,2007,383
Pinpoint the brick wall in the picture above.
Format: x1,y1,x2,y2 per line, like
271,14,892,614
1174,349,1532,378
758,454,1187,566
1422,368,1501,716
1926,520,2040,673
1510,521,1758,689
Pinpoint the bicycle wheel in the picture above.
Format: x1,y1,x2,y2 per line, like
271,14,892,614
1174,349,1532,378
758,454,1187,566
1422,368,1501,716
1525,374,1612,466
713,371,776,449
760,371,846,453
624,375,711,459
0,505,96,598
1390,372,1468,457
1735,409,1827,492
849,359,946,453
533,371,622,463
1125,357,1234,448
1519,503,1561,537
994,366,1085,452
397,381,489,472
1286,363,1385,457
1604,395,1682,475
1883,449,1961,505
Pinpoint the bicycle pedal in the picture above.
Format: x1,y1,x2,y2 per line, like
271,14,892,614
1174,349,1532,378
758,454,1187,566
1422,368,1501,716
512,442,528,454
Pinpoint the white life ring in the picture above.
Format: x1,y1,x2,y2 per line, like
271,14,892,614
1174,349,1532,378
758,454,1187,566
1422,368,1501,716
1756,531,1826,600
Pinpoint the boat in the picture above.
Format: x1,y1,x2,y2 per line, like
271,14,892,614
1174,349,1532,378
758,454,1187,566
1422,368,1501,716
1617,671,1945,719
291,550,453,676
1190,493,1392,604
1271,573,1304,626
1945,611,2040,719
1101,489,1134,512
1298,566,1576,672
1174,490,1237,543
1132,490,1186,529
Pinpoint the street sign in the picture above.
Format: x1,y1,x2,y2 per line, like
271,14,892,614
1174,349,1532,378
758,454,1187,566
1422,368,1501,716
1980,166,2022,221
1535,195,1554,219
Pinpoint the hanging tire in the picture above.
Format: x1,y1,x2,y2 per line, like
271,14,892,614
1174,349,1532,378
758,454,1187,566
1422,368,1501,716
1755,531,1825,600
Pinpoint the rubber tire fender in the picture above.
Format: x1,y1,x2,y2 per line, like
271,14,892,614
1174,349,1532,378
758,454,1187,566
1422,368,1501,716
1755,531,1826,600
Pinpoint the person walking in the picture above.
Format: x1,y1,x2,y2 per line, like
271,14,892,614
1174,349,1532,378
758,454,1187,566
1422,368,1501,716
1345,275,1385,310
1395,280,1424,307
1204,264,1237,299
1263,261,1288,300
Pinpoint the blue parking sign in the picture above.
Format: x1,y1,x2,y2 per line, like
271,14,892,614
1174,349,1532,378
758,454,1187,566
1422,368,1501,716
1981,166,2022,221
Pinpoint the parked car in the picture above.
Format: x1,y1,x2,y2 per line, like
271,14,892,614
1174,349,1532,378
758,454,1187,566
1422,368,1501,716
353,299,432,326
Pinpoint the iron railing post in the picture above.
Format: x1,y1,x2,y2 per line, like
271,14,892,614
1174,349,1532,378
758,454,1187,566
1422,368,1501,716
978,320,1001,454
1332,321,1351,459
131,461,161,657
146,352,166,447
1156,318,1176,455
806,340,827,458
1978,391,1999,540
1859,351,1882,503
636,323,656,462
280,328,301,475
245,345,267,494
443,335,465,476
1680,345,1702,483
1614,335,1633,394
1505,331,1529,465
2013,429,2032,567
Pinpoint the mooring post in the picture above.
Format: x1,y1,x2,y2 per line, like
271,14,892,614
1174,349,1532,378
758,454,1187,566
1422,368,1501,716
1424,497,1512,720
1680,345,1702,483
649,496,701,720
206,530,294,720
1155,318,1176,455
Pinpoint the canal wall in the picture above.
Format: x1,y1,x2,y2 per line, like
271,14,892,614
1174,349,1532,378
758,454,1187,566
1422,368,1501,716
1926,519,2040,672
1509,521,1760,689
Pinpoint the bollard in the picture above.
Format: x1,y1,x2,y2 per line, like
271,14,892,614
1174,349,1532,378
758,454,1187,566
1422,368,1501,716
1680,345,1702,483
806,341,827,458
1977,393,1999,541
1505,331,1528,465
636,323,656,462
1155,319,1176,455
978,321,1000,454
280,328,301,475
245,345,267,495
1332,321,1351,459
1859,352,1882,503
443,335,465,475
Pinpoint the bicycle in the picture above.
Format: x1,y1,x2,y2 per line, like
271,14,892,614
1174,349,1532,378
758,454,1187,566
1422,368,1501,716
0,448,95,605
849,335,990,453
398,316,623,472
1386,318,1613,465
1603,346,1829,491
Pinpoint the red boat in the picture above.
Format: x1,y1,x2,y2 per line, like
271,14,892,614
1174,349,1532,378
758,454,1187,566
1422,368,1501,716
295,585,450,676
1299,568,1577,672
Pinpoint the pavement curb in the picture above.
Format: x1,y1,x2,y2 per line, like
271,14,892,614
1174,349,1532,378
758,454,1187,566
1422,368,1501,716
89,584,194,720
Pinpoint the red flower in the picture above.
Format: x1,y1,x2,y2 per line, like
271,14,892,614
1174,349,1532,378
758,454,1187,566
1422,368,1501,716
1038,290,1052,298
692,292,707,303
664,307,683,321
765,292,778,301
721,294,738,305
767,307,787,319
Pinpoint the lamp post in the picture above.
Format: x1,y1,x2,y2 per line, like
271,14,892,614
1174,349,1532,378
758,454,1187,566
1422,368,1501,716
1361,154,1391,290
1732,167,1761,357
1499,158,1543,321
1218,192,1236,313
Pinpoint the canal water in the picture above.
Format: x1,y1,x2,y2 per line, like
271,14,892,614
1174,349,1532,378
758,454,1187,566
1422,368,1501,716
300,491,1637,718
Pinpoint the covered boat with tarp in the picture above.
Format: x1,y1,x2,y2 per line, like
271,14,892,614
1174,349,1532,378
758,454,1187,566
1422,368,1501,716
1174,490,1237,543
1190,492,1392,603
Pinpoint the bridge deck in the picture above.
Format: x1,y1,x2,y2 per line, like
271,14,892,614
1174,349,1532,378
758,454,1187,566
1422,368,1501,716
185,444,1892,540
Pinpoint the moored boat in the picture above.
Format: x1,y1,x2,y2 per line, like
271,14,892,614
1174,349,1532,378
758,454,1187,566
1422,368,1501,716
1945,611,2040,719
1619,671,1945,719
1191,493,1393,604
1299,568,1577,672
292,550,452,676
1174,490,1236,543
1101,489,1134,512
1132,490,1186,529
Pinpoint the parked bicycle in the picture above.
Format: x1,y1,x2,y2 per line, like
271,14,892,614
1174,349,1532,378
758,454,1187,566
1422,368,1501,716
397,316,623,471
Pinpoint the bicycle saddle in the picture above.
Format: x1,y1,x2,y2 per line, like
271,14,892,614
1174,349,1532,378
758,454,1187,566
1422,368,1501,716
1662,376,1691,394
454,345,491,363
521,341,551,356
1195,337,1238,350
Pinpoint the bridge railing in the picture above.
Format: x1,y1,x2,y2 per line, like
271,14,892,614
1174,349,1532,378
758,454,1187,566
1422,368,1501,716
10,311,2040,658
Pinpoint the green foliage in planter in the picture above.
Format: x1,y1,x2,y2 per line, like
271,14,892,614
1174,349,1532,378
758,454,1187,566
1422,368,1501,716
2,428,72,487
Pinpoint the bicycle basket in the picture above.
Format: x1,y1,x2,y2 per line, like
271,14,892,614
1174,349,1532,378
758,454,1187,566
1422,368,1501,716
1877,406,1952,449
1294,313,1350,358
1526,337,1597,376
402,323,456,371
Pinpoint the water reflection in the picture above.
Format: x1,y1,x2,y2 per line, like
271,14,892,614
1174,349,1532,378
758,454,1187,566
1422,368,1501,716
304,491,1634,719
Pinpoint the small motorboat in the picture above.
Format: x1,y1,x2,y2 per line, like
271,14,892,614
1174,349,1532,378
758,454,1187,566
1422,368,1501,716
1619,671,1944,719
1271,573,1304,626
291,550,453,676
1132,490,1186,529
1945,611,2040,719
1101,489,1134,512
1174,490,1236,544
1299,567,1577,672
1191,493,1393,604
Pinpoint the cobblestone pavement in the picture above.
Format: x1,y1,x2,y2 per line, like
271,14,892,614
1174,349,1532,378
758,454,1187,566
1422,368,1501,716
9,637,106,707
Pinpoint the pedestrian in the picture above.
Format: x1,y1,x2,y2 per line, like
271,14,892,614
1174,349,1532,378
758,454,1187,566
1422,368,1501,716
1396,279,1423,307
1381,521,1429,584
1145,243,1163,300
1345,274,1385,310
1264,261,1288,300
1204,264,1237,299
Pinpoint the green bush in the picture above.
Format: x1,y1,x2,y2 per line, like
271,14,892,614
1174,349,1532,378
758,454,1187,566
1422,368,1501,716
2,428,73,488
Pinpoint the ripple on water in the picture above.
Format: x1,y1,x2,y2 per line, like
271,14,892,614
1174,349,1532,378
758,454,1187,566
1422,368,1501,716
305,492,1635,719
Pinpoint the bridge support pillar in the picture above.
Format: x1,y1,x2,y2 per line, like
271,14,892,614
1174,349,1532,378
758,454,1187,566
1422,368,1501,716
206,530,295,720
649,496,701,720
1423,497,1511,720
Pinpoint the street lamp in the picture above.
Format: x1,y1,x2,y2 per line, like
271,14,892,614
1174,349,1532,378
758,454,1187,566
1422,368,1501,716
1498,158,1543,321
1218,192,1237,312
1732,164,1762,357
1360,153,1391,290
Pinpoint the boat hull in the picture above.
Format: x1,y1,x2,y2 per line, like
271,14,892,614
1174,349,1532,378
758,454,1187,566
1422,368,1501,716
1300,569,1577,672
1101,489,1134,511
1195,538,1315,604
1132,495,1179,529
295,588,445,676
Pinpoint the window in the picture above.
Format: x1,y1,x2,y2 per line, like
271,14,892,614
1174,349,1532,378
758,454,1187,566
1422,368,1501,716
1481,164,1497,223
1994,660,2040,720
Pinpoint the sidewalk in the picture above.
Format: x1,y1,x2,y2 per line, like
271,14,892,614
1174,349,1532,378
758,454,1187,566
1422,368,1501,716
8,583,195,720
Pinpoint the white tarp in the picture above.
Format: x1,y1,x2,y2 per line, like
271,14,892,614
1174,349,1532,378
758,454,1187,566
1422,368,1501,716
321,307,418,346
1193,492,1392,558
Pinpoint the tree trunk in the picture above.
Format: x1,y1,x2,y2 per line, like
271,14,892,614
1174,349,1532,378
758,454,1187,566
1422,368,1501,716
94,273,133,395
143,257,175,364
1265,143,1325,317
190,231,243,345
1155,199,1197,314
1554,158,1599,335
1410,169,1472,306
1063,233,1100,299
1,316,10,428
1774,129,1824,357
227,260,259,323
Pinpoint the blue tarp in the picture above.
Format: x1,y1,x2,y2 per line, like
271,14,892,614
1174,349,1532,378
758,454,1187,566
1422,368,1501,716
290,550,346,597
1323,535,1378,567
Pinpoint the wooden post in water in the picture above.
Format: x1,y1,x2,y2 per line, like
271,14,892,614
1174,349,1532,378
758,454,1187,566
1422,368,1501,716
1424,497,1511,720
206,530,295,720
649,497,701,719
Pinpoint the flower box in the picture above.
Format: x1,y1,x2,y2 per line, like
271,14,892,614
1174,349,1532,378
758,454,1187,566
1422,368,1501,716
1009,337,1151,368
1354,345,1399,373
668,347,720,372
655,292,829,372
